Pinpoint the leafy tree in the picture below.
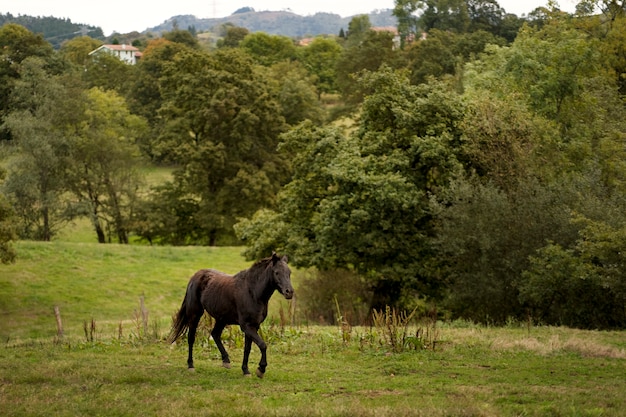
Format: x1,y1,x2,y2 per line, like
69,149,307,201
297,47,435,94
239,32,296,66
520,198,626,329
404,29,459,84
216,24,250,48
238,67,465,308
66,88,147,243
0,23,55,141
83,50,135,94
335,29,398,104
267,61,325,125
466,0,504,34
141,48,289,245
59,36,102,66
393,0,422,48
2,57,78,240
419,0,471,33
0,168,17,263
126,38,193,158
163,29,200,49
298,37,342,98
346,15,372,43
432,176,579,323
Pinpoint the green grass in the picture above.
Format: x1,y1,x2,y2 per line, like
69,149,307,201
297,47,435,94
0,241,264,340
1,325,625,416
2,241,626,416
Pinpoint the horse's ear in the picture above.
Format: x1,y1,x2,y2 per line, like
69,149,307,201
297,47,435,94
281,255,288,263
271,251,279,263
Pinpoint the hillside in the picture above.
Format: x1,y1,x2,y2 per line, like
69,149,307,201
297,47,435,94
149,9,397,37
1,9,396,45
0,13,104,48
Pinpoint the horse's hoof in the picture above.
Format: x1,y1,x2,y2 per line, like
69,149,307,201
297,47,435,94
243,373,252,378
256,368,265,379
188,367,195,373
222,362,231,369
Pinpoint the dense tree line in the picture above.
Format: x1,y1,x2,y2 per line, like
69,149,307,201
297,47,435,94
2,0,626,328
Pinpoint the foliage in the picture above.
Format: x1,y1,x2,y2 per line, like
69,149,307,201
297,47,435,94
298,268,373,324
297,36,342,97
335,28,398,104
2,57,78,240
0,23,56,141
59,36,102,66
0,13,104,49
239,32,296,66
266,61,325,126
0,168,16,263
238,68,465,308
136,48,289,245
371,306,419,352
65,87,147,243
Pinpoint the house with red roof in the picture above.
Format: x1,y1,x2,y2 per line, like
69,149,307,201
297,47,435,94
88,44,142,65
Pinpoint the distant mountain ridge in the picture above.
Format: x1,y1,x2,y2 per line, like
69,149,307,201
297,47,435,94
1,9,397,44
147,9,397,38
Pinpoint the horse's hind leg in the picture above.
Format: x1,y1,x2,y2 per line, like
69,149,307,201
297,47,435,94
187,313,202,370
211,321,231,368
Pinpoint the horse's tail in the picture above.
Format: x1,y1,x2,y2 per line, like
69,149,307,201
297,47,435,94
168,275,202,344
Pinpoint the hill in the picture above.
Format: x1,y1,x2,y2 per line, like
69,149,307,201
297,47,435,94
149,9,396,37
0,13,104,48
1,9,396,45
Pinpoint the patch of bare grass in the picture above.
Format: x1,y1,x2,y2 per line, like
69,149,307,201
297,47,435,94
491,334,626,359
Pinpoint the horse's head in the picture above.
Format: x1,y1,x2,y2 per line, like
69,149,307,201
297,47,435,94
270,252,294,300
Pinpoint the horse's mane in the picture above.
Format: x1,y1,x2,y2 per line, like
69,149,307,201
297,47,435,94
236,255,273,283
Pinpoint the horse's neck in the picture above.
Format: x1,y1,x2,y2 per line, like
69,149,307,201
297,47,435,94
250,265,275,302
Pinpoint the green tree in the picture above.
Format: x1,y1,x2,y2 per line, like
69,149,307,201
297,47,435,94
59,36,102,66
298,36,342,98
393,0,422,48
143,48,289,245
239,32,297,66
66,88,147,243
0,23,55,141
83,50,135,94
346,14,372,43
238,67,465,308
126,38,194,158
0,168,17,263
216,24,249,48
2,57,78,240
268,61,325,125
163,29,200,49
432,177,579,323
419,0,471,33
335,29,397,104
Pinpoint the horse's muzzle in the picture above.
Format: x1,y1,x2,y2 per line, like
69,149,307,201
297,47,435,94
282,288,294,299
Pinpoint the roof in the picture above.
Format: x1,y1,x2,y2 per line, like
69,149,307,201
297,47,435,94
88,44,139,55
101,44,139,51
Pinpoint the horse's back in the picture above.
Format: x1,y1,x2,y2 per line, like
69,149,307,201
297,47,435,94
193,269,239,324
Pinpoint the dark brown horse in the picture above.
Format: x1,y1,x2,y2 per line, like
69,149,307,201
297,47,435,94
168,252,294,378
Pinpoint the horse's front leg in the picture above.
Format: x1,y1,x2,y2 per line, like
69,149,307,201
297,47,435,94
242,335,253,376
241,324,267,378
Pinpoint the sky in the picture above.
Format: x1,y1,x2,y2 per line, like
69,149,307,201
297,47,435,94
1,0,579,36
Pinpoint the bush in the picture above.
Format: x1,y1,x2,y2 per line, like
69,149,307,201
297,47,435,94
298,268,372,325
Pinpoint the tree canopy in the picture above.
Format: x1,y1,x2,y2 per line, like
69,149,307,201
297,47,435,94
3,3,626,328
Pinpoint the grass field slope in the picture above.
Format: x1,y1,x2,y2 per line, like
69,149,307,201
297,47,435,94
1,238,626,416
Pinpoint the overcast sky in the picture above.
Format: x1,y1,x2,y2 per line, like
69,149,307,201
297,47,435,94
1,0,579,36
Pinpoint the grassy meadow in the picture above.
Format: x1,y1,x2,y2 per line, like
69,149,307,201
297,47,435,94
1,221,626,416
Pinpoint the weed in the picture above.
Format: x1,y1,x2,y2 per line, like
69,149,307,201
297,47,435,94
334,295,352,344
371,306,418,353
83,318,97,343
